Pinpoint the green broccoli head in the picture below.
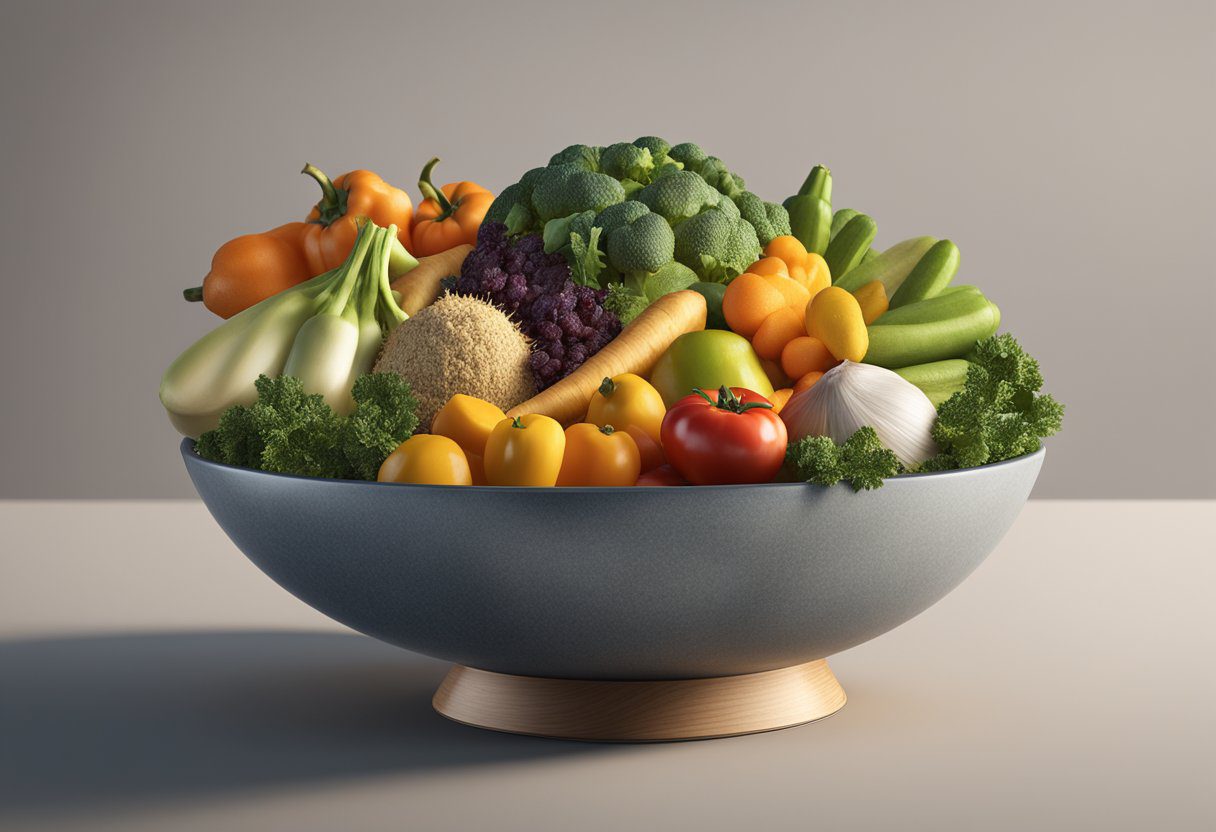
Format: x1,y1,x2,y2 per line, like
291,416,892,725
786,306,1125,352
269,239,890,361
636,171,722,225
733,191,792,246
673,206,761,282
530,165,626,223
599,143,655,183
547,144,602,172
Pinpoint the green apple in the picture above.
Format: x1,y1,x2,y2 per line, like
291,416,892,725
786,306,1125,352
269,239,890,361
650,330,775,409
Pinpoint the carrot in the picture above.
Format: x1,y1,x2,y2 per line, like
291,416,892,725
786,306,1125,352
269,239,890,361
389,244,473,315
507,290,707,425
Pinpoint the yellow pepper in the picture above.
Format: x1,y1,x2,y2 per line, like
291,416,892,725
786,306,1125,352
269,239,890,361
806,286,868,363
378,435,472,485
584,374,666,447
852,280,889,325
484,414,566,487
431,394,506,484
556,423,642,487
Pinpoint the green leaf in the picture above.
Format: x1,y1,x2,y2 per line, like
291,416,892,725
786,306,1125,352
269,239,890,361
569,226,606,288
642,261,698,302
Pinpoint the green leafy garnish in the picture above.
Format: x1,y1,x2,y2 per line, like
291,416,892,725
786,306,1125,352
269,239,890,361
921,333,1063,471
786,426,901,492
194,373,419,480
569,226,606,288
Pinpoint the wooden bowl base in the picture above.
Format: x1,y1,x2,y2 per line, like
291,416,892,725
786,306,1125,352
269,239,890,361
432,659,846,742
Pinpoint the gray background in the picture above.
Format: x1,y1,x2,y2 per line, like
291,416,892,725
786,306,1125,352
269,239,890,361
0,0,1211,499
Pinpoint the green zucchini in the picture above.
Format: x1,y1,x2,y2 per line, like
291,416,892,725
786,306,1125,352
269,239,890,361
834,236,937,294
830,208,860,239
889,240,960,308
865,290,998,367
893,359,970,406
824,214,876,281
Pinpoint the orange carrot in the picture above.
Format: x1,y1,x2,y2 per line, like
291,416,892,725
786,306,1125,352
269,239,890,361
389,244,473,315
507,290,707,425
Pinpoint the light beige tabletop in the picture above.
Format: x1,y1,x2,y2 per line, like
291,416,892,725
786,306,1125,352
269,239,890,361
1,500,1212,831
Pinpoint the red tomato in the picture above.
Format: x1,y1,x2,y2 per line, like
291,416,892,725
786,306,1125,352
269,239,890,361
635,465,687,486
660,387,788,485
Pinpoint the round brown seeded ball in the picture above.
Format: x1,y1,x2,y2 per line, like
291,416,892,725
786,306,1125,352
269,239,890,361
373,294,536,430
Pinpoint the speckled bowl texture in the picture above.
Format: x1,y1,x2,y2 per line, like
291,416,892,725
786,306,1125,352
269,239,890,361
183,439,1043,680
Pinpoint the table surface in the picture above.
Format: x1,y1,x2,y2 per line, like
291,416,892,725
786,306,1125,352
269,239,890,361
1,500,1212,831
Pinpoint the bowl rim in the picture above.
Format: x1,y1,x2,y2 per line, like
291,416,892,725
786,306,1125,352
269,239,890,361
180,438,1046,494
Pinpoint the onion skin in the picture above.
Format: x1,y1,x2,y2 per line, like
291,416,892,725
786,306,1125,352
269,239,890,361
780,361,939,469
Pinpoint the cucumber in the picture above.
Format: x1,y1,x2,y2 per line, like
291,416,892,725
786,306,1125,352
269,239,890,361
834,236,937,294
889,240,960,309
824,214,876,280
861,247,880,263
865,292,998,368
893,359,970,407
830,208,860,239
876,287,985,325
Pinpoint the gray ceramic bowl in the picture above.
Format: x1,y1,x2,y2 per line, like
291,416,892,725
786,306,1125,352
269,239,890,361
182,439,1043,680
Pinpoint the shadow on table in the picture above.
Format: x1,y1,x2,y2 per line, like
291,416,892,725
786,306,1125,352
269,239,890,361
0,630,608,817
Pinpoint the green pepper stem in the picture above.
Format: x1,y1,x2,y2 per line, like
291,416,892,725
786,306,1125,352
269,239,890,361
511,416,525,429
598,377,616,399
183,286,203,302
599,424,616,436
302,163,348,226
418,157,455,218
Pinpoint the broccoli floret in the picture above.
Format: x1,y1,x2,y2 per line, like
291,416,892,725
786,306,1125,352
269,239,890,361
530,165,626,223
485,182,523,226
668,142,708,171
697,157,746,198
632,135,671,161
925,334,1064,469
673,206,761,282
599,143,655,183
635,171,721,225
733,191,792,246
786,426,901,492
548,144,602,172
605,211,675,275
603,282,649,324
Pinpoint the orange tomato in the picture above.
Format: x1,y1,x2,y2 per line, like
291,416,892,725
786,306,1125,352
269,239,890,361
752,307,806,361
781,336,838,380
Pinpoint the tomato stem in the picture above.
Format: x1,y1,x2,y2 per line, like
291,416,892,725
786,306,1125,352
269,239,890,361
692,386,775,414
599,424,616,436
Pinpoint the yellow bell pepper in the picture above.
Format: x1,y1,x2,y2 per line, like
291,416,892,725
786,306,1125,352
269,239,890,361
483,414,566,487
556,423,642,487
584,374,666,447
377,435,472,485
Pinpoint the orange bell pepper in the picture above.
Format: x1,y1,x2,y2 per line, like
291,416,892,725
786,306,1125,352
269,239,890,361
410,158,494,257
300,163,414,275
556,424,641,487
186,164,414,319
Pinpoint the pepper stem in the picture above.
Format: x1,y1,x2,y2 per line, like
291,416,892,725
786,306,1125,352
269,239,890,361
302,163,348,226
598,377,616,398
183,286,203,302
511,416,526,429
418,157,455,218
599,424,616,436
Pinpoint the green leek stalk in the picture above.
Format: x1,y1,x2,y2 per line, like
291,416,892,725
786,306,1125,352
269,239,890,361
160,220,410,437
